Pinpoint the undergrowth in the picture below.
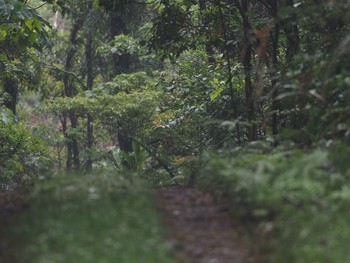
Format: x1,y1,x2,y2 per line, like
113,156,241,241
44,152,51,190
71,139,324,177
1,170,174,263
196,141,350,263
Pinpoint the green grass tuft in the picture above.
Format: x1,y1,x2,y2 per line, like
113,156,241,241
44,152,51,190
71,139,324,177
3,171,174,263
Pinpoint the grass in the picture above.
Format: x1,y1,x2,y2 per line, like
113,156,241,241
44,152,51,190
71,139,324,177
2,170,175,263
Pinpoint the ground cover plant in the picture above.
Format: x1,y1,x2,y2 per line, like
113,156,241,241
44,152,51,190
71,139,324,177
196,142,350,263
0,171,174,263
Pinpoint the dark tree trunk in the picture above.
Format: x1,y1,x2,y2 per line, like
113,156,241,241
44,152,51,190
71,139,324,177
117,132,133,153
217,0,241,143
269,0,280,136
282,0,300,60
110,11,132,74
61,115,72,170
63,19,83,171
70,113,80,171
3,78,18,116
109,12,133,152
278,0,300,130
199,0,215,63
241,0,256,141
85,37,94,171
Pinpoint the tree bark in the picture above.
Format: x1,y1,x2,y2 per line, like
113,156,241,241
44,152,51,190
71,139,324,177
63,19,83,171
110,11,132,74
199,0,215,63
269,0,280,136
241,0,256,141
109,12,133,152
85,36,94,171
60,114,72,170
282,0,300,60
3,78,18,116
217,0,241,143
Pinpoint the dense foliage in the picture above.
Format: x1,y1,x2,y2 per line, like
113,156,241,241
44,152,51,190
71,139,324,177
197,143,350,263
1,0,350,262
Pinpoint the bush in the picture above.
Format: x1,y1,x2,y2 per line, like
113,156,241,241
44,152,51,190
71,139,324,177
0,107,49,187
196,143,350,263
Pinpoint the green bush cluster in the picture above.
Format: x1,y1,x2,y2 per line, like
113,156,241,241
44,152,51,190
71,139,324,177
0,107,49,185
197,143,350,263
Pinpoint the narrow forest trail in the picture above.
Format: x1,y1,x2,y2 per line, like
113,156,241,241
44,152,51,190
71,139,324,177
0,184,251,263
154,187,250,263
0,189,27,263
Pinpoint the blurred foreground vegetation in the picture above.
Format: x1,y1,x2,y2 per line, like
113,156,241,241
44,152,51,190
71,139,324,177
1,171,175,263
195,143,350,263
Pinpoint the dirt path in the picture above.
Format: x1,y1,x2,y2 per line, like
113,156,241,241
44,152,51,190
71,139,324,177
1,186,250,263
154,187,249,263
0,189,27,263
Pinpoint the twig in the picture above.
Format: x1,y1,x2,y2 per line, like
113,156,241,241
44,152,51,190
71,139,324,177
43,62,87,89
34,3,48,10
131,137,175,178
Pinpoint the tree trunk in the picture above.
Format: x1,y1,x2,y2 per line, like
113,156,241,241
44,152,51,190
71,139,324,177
109,12,133,152
217,0,241,143
85,36,94,171
270,0,280,136
70,113,80,171
279,0,300,130
110,11,132,74
282,0,300,60
117,133,133,153
61,114,72,170
3,78,18,116
241,0,256,141
199,0,215,63
63,19,83,171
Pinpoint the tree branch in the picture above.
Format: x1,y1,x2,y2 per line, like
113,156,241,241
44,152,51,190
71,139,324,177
43,62,87,90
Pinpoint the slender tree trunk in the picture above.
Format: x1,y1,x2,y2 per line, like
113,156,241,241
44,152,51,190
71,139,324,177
270,0,280,136
85,37,94,171
217,0,241,143
61,114,72,170
283,0,300,60
241,0,256,141
199,0,215,63
63,19,83,171
279,0,300,129
70,113,80,170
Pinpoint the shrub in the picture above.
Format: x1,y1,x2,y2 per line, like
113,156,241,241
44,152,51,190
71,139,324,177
0,107,49,187
197,143,350,263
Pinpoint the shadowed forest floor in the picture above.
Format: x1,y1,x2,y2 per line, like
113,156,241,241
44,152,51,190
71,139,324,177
0,189,27,263
154,187,249,263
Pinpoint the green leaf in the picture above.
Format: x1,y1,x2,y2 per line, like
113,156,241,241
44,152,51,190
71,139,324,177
0,4,14,15
25,19,33,30
0,29,7,40
0,107,16,124
0,53,9,62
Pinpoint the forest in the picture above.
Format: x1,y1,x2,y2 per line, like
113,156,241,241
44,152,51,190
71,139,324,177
1,0,350,262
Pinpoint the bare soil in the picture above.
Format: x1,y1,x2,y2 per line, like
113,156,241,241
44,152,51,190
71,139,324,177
154,186,250,263
0,189,27,263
